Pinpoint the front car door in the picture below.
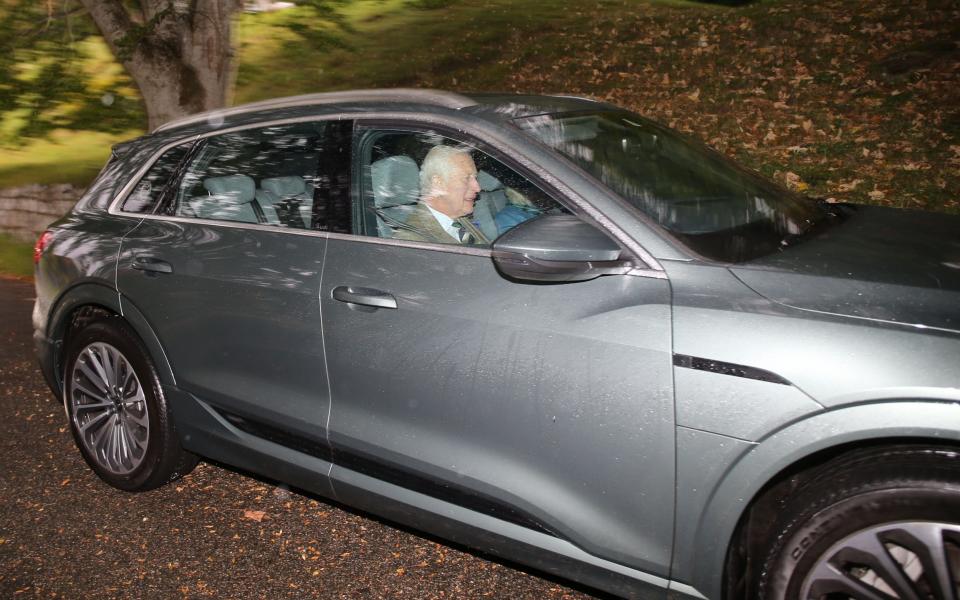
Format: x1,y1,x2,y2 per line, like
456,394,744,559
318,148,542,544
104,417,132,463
319,120,676,588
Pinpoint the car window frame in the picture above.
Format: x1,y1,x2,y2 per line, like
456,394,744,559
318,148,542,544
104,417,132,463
106,112,665,277
346,116,664,275
353,120,583,228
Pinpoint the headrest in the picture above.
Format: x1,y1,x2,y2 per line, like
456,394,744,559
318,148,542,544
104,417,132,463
477,170,502,192
262,176,307,198
203,175,255,204
371,155,419,208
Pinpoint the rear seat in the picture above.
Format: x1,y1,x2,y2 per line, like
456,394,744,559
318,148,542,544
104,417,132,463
196,175,260,223
260,176,313,227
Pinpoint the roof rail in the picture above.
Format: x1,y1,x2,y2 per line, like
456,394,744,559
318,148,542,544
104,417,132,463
153,88,476,133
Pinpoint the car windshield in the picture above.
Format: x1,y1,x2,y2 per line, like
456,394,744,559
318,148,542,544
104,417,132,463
514,110,836,262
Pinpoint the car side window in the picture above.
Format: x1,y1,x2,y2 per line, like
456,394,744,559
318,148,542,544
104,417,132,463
121,144,191,214
355,129,569,247
160,121,352,231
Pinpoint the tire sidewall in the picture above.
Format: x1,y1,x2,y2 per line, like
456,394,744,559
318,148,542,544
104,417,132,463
63,318,169,491
764,484,960,599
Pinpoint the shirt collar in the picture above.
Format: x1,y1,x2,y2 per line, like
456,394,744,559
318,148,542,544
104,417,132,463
425,204,460,241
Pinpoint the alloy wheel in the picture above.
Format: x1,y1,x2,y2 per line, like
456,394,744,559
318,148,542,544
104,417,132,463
69,342,150,475
801,521,960,599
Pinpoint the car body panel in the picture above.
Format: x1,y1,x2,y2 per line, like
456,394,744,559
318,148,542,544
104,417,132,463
163,384,337,500
320,235,676,575
679,401,960,599
667,262,960,410
32,208,145,395
734,205,960,333
116,218,332,444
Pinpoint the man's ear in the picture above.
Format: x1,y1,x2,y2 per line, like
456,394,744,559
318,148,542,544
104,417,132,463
429,173,445,194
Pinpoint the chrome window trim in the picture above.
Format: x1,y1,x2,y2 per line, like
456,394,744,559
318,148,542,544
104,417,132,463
108,212,495,257
109,111,667,275
324,231,494,257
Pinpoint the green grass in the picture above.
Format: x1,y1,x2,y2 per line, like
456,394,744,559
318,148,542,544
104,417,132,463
0,234,34,279
0,129,137,188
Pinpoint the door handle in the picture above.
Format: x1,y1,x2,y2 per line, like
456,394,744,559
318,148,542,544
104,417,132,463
131,255,174,274
332,286,397,310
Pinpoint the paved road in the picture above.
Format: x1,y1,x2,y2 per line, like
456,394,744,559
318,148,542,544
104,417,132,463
0,278,600,599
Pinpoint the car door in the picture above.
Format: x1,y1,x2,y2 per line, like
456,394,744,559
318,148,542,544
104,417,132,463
116,119,351,448
320,123,676,576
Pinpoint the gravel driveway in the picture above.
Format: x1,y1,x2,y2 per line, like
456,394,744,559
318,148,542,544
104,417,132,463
0,277,600,599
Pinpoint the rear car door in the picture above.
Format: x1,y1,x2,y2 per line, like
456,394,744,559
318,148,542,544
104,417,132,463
319,122,676,579
115,119,351,456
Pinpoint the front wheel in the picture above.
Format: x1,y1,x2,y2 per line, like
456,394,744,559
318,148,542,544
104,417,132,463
758,446,960,600
64,318,197,491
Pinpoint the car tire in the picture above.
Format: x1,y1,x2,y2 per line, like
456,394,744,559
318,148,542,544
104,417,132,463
757,446,960,600
63,317,197,491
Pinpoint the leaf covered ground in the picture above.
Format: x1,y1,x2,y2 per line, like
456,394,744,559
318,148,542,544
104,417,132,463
326,0,959,211
3,0,959,212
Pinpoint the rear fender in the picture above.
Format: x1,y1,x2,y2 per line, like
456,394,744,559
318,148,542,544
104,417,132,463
39,282,175,399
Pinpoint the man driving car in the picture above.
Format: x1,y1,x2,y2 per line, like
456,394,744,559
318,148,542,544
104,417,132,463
394,145,487,245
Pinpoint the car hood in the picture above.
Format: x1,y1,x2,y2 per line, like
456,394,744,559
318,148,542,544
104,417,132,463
731,205,960,333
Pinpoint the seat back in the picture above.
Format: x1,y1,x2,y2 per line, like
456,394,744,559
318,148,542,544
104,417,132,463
370,155,420,236
261,175,311,227
198,174,259,223
472,170,509,239
253,189,281,224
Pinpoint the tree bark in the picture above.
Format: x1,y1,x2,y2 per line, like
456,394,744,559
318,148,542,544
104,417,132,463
79,0,240,131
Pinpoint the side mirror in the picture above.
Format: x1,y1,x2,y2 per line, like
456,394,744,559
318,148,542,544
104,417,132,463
491,214,634,282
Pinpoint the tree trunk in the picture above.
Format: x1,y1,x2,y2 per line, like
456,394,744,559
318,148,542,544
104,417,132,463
79,0,240,131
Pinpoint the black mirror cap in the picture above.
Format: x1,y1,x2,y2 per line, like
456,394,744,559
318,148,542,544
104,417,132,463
491,214,632,283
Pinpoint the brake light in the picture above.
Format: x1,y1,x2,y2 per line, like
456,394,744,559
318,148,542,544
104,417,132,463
34,230,53,265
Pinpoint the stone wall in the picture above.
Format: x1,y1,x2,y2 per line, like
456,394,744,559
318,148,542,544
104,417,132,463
0,184,83,243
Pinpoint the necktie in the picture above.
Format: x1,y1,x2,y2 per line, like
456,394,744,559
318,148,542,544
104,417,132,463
452,220,472,244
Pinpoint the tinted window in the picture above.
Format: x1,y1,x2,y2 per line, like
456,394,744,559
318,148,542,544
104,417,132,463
355,128,568,247
161,121,351,231
121,144,190,214
516,110,838,262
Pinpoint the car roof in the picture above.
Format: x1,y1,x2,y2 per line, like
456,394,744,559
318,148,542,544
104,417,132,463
148,89,609,138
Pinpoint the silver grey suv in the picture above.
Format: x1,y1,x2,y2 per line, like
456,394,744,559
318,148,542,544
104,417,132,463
33,90,960,599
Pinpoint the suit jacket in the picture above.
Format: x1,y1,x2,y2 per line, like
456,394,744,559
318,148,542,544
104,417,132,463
393,203,487,245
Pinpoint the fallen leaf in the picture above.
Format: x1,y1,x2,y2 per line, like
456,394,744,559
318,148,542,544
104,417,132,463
836,179,863,192
243,510,266,522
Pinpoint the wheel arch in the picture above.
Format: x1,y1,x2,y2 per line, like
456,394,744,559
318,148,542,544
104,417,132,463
41,282,175,401
681,400,960,600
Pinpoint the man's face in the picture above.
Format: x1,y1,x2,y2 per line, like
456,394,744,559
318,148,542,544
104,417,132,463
429,153,480,218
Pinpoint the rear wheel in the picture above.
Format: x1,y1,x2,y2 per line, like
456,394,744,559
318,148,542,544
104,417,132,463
64,318,197,491
758,446,960,600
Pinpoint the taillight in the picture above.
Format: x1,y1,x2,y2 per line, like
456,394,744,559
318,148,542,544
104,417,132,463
34,230,53,265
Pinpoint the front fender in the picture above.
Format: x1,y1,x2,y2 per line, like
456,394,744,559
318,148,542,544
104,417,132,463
678,399,960,599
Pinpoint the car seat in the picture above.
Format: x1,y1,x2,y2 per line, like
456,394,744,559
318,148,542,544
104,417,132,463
260,175,313,227
370,155,420,237
472,170,510,240
197,174,260,223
